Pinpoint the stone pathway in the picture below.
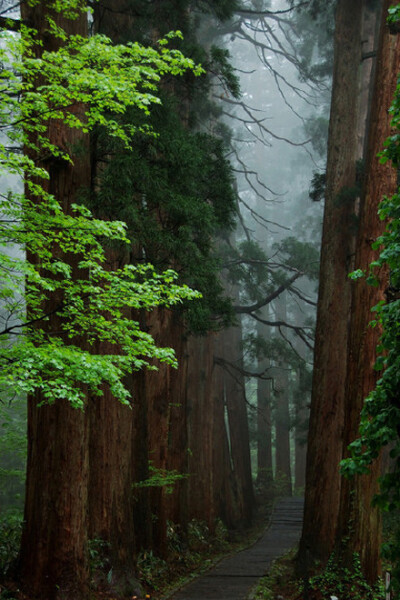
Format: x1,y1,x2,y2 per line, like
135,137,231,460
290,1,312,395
168,497,304,600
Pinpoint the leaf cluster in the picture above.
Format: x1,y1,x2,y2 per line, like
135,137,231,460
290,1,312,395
0,3,203,407
0,398,26,513
133,462,189,495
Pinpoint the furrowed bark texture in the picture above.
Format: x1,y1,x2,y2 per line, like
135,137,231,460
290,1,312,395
185,331,243,530
88,338,136,593
144,308,182,556
18,4,91,597
336,0,400,582
299,0,364,565
132,309,185,556
21,398,89,599
186,335,216,529
165,327,189,528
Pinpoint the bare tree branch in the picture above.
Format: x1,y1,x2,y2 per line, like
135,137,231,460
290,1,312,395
220,95,313,146
214,355,274,381
249,312,314,349
235,2,310,18
288,285,318,307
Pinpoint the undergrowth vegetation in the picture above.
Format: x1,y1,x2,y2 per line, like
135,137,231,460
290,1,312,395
303,553,385,600
0,514,232,598
251,547,388,600
0,514,23,580
132,518,233,594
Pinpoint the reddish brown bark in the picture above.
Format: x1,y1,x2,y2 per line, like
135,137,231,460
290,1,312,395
184,331,241,530
186,335,216,529
145,309,183,555
299,0,365,566
165,332,189,528
85,6,140,583
131,309,185,556
336,1,400,582
18,5,91,597
88,367,136,589
132,362,152,552
20,398,89,599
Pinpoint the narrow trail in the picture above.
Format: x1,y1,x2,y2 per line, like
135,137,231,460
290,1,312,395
168,497,304,600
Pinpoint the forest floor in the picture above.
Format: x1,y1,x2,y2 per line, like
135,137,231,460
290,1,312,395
3,498,393,600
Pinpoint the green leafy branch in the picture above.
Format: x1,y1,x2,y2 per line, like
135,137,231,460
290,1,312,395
0,3,203,408
133,463,189,495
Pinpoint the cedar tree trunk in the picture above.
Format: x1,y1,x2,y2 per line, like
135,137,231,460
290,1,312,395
336,1,400,583
299,0,364,566
18,4,91,598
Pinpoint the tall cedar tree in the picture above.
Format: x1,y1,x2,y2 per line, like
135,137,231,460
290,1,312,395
13,2,200,598
299,0,369,567
336,0,400,583
89,0,252,570
18,6,91,597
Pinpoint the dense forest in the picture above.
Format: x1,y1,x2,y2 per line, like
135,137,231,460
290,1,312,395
1,0,400,599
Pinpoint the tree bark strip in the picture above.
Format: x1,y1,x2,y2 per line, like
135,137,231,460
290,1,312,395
336,1,400,582
299,0,365,566
18,5,91,597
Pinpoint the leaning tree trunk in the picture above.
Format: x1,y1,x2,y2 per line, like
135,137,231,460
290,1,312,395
299,0,365,568
18,5,91,598
336,1,400,583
